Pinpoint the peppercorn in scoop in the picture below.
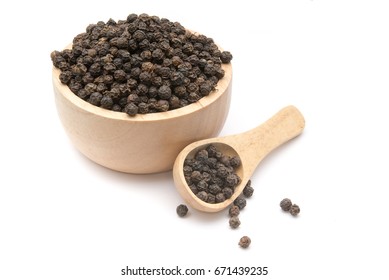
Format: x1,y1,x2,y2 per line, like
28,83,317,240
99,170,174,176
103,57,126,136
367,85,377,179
51,13,233,116
183,144,241,204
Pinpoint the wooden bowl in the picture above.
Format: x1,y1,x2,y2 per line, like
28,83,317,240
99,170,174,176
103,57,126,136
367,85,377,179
52,60,232,174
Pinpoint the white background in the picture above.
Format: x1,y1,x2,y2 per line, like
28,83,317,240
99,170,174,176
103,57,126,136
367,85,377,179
1,0,388,279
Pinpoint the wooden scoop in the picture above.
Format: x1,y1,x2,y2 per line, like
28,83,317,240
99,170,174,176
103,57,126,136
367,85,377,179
173,105,305,212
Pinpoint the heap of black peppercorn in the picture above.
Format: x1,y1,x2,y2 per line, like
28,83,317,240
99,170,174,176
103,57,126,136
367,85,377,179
51,13,233,116
183,144,241,204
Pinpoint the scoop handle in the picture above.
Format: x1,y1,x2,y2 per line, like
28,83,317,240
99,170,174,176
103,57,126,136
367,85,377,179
226,105,305,177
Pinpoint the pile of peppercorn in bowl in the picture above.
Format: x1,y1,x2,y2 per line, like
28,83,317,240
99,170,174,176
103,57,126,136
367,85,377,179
52,13,233,174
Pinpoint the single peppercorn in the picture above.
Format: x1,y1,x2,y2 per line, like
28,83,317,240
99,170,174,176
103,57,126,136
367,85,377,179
289,204,300,216
190,170,203,183
215,193,226,203
225,174,240,188
207,194,216,204
229,205,240,217
280,198,292,212
157,85,172,99
222,187,233,199
176,204,189,217
233,196,247,210
238,236,251,249
100,96,114,109
196,191,208,202
124,103,138,116
195,149,208,161
220,51,233,63
88,92,103,106
242,180,254,198
229,216,241,229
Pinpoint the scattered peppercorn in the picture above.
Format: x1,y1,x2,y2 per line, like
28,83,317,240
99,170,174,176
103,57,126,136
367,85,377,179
242,180,254,198
229,205,240,217
51,13,233,116
176,204,189,217
280,198,292,212
220,51,233,63
289,204,300,216
233,196,247,210
184,145,241,204
238,236,251,248
229,216,241,229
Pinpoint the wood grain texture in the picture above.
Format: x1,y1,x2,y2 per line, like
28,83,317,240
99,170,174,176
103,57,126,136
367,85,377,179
173,106,305,212
52,56,232,174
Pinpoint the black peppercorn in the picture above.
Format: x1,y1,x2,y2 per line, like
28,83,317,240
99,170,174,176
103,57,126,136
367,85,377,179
190,170,203,183
195,149,208,161
280,198,292,212
222,187,233,199
196,191,208,202
124,103,138,116
229,205,240,217
229,216,241,229
176,204,188,217
189,185,198,195
225,174,240,188
184,144,242,205
52,14,233,116
207,194,216,204
238,236,251,248
289,204,300,216
208,184,221,195
233,196,247,210
215,193,226,203
220,51,233,63
242,180,254,198
100,96,114,109
88,92,103,106
157,85,172,99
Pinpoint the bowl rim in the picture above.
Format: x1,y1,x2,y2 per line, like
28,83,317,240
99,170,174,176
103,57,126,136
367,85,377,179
52,59,232,123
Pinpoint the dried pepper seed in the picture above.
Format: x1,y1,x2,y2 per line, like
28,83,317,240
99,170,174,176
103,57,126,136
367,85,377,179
289,204,300,216
195,149,208,161
215,193,226,203
229,205,240,217
207,194,216,204
280,198,292,212
242,180,254,198
238,236,251,248
88,92,103,106
176,204,188,217
51,13,232,116
220,51,233,63
124,103,138,116
100,96,114,109
222,187,233,199
229,216,241,229
233,196,247,210
196,191,208,202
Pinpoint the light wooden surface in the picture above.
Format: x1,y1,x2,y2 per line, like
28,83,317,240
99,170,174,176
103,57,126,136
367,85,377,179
173,105,305,212
52,54,232,174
